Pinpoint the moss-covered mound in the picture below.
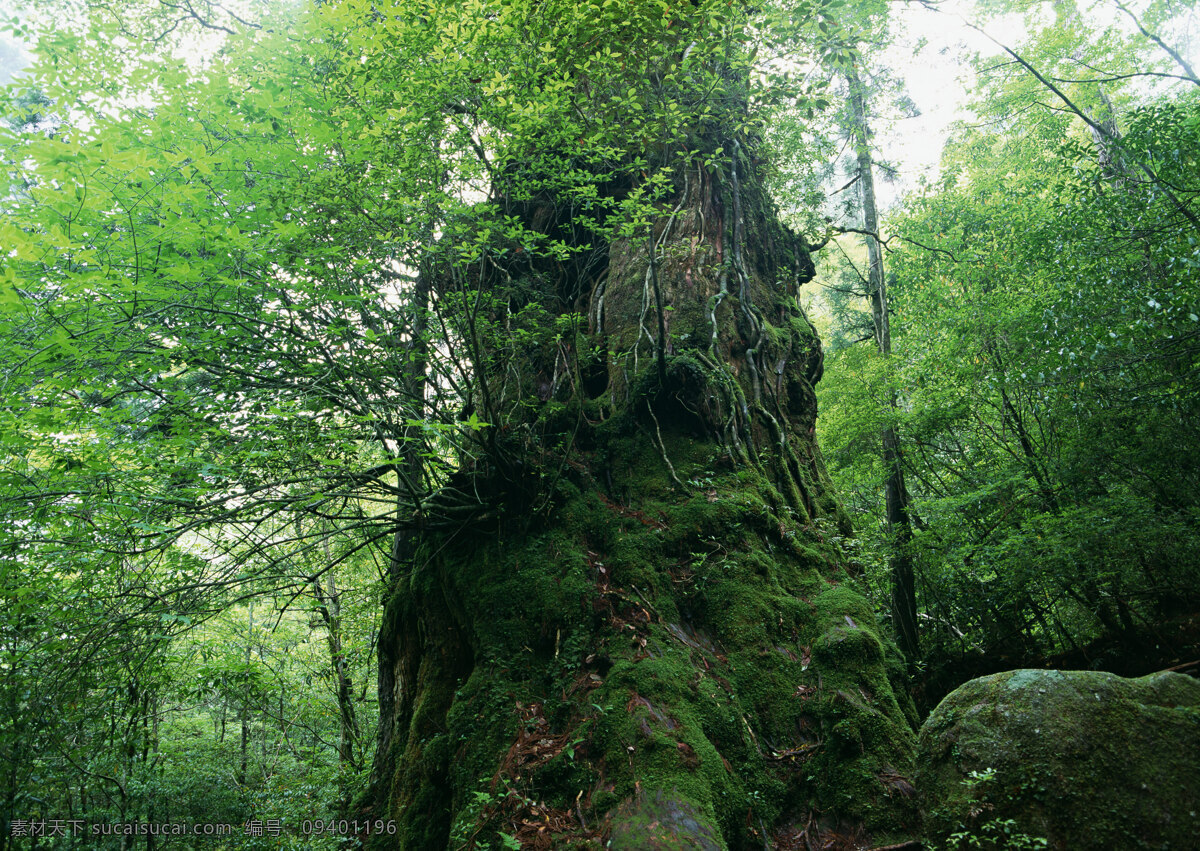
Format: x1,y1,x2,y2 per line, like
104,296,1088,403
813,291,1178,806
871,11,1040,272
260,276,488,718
916,668,1200,850
369,423,920,849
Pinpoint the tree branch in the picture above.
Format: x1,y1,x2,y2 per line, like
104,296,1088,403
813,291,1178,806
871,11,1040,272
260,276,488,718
954,15,1200,230
1109,0,1200,86
825,225,967,262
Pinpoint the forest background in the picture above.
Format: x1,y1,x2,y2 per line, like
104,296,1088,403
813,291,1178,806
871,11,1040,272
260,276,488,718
1,0,1198,847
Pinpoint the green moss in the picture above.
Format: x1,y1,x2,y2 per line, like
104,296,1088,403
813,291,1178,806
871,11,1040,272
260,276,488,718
608,789,725,850
917,669,1200,850
370,404,918,848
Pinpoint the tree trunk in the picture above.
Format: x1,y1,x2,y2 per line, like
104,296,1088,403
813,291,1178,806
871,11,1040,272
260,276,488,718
239,601,252,788
362,138,919,848
313,571,362,773
847,67,919,665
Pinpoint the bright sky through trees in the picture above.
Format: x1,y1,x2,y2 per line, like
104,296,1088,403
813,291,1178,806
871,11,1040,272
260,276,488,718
2,0,1195,207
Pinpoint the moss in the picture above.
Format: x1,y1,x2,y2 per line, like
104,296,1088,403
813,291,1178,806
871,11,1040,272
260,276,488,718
917,669,1200,850
608,789,724,850
370,250,917,847
370,442,919,848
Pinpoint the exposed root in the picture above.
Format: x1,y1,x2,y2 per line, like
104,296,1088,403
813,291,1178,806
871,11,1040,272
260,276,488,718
646,402,687,491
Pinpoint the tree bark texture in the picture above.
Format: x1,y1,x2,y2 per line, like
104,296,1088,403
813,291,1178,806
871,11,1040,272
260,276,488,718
359,136,920,848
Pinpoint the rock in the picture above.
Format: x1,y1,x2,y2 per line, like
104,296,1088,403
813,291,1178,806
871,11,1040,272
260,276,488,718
916,669,1200,850
607,789,723,850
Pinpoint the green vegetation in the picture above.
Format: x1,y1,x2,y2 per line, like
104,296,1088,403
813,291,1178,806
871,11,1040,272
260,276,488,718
814,0,1200,708
0,0,1197,848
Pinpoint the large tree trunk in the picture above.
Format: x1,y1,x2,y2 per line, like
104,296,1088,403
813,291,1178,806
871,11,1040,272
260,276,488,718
361,139,919,846
349,2,920,844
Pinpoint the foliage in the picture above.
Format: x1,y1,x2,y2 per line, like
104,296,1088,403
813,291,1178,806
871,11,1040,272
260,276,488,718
4,0,1198,843
815,4,1200,694
943,770,1048,850
0,0,892,844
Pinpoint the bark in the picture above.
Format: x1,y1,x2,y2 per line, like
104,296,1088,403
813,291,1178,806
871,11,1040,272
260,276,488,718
846,68,919,665
357,13,919,849
358,144,919,847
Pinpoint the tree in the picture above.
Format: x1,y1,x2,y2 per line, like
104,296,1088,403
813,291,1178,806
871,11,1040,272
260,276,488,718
2,0,922,847
842,59,919,665
350,1,920,847
814,0,1200,699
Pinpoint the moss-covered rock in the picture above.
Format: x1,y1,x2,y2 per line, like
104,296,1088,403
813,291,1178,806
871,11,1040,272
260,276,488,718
916,668,1200,850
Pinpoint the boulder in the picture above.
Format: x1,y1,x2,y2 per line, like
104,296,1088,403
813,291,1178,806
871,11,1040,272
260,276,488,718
916,668,1200,850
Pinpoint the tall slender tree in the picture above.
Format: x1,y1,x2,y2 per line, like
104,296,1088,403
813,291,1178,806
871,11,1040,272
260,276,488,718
843,63,919,663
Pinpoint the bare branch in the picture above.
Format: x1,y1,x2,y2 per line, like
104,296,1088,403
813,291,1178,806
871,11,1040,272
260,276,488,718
826,225,968,262
1048,70,1200,85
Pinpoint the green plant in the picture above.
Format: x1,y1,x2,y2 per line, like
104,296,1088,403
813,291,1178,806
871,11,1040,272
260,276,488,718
945,769,1048,850
947,818,1048,850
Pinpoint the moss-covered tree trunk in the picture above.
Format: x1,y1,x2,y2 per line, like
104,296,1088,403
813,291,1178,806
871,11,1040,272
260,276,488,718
358,5,919,847
361,140,919,846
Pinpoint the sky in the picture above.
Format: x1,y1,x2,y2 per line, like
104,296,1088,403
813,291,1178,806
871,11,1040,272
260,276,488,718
1,0,1196,208
0,31,28,86
873,0,1033,205
881,5,988,197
